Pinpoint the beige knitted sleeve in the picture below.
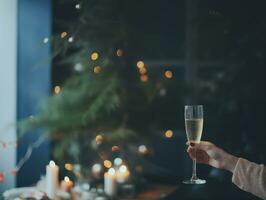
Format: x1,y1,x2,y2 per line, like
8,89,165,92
232,158,266,199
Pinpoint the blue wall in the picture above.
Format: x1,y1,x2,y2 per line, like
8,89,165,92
17,0,51,186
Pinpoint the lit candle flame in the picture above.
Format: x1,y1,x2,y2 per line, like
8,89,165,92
64,176,70,182
119,165,127,173
49,160,56,167
108,168,116,175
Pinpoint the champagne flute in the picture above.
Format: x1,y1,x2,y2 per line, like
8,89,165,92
183,105,206,184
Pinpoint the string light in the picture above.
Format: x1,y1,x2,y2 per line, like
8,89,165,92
111,145,119,152
140,75,148,82
0,173,4,183
104,160,112,168
60,32,67,39
65,163,73,171
54,86,61,94
92,163,102,173
137,60,145,69
43,37,49,44
139,67,147,75
68,37,74,43
95,134,103,145
11,169,17,176
74,63,83,72
138,145,148,154
164,130,173,138
159,88,167,96
0,135,46,183
91,52,99,61
164,70,173,79
93,66,102,74
75,3,81,9
116,49,123,57
114,158,123,166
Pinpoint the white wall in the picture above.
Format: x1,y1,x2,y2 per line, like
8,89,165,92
0,0,17,191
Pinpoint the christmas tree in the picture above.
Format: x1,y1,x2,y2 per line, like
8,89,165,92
19,0,186,179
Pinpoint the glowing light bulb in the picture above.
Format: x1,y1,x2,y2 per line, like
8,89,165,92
60,32,67,39
93,65,102,74
137,60,145,69
164,70,173,79
65,163,73,171
95,134,103,145
91,52,99,61
112,145,119,152
164,130,173,138
54,86,61,94
116,49,123,57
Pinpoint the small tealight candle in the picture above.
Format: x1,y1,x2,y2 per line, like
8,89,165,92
104,168,117,196
46,160,59,199
61,176,74,192
116,165,130,183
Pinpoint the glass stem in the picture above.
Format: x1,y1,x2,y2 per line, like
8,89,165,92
192,151,197,179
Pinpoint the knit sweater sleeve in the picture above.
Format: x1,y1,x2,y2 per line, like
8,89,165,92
232,158,266,199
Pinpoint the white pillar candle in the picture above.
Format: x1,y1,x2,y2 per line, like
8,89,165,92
46,160,59,199
104,168,117,197
116,165,130,183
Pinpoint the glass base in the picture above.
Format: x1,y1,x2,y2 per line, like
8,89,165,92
182,177,206,184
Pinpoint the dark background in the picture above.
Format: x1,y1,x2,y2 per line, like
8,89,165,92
52,0,266,199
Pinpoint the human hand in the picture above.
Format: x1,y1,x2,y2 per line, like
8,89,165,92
187,141,239,173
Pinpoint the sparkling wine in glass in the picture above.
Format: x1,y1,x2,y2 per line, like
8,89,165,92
183,105,206,184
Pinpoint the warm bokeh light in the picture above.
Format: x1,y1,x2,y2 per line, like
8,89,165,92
116,49,123,57
140,75,148,82
60,32,67,38
91,52,99,61
54,86,61,94
139,67,147,75
93,65,102,74
112,145,119,152
165,130,173,138
65,163,73,171
137,60,145,69
164,70,173,79
95,134,103,145
104,160,112,168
